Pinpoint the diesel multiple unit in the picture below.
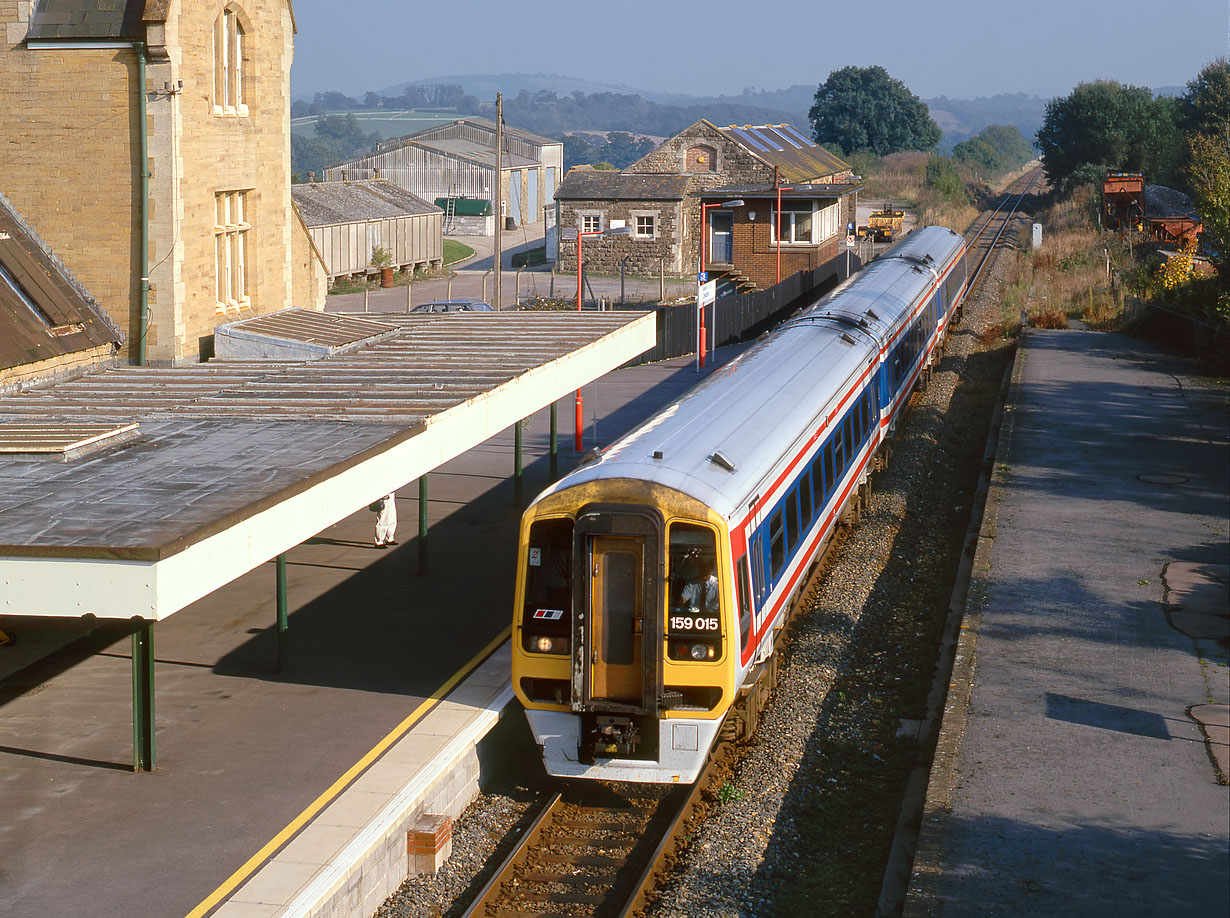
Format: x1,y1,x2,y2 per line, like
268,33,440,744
512,226,970,783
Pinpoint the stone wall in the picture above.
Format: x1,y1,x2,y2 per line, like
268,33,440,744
555,198,684,276
0,4,140,353
0,0,323,365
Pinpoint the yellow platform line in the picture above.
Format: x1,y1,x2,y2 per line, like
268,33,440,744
186,627,511,918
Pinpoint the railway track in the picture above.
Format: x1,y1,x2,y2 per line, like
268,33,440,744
460,758,717,918
455,178,1039,918
964,167,1043,290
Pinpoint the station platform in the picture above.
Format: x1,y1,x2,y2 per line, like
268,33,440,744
0,351,728,918
905,328,1230,915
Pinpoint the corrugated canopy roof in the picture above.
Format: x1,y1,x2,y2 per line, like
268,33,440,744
716,124,851,183
0,190,122,373
554,170,690,201
292,180,442,227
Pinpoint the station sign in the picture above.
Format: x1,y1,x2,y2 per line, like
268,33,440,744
698,279,716,308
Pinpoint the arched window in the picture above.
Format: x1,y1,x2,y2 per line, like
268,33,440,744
213,7,247,115
685,145,716,173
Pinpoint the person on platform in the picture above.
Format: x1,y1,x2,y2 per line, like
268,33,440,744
373,493,398,548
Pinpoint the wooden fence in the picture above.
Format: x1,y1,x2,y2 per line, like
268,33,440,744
612,251,861,365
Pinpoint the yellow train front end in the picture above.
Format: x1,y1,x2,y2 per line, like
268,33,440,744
511,478,741,783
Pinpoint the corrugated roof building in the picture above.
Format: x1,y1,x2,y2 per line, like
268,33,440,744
322,118,564,236
292,181,444,280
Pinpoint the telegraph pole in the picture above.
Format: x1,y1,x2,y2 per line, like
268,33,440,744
494,92,503,311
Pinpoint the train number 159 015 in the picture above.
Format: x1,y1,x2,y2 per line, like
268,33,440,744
670,616,719,631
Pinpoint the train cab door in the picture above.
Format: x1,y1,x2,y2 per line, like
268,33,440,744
572,505,662,714
589,536,643,702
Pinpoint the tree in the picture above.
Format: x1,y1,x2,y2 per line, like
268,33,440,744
808,66,940,156
1036,80,1183,195
1180,58,1230,142
954,124,1035,176
1187,132,1230,282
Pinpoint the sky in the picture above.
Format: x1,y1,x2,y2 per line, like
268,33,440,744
289,0,1228,101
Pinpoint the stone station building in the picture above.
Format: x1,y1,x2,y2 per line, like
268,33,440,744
555,120,861,293
0,0,327,366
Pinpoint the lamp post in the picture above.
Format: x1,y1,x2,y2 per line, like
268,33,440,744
563,225,633,451
698,198,743,367
775,184,795,285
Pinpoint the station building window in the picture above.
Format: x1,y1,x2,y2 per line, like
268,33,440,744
215,190,250,312
213,7,248,116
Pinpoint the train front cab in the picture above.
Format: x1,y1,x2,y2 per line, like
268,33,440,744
512,485,739,783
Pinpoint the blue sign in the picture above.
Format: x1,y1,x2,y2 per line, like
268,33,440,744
847,221,855,232
698,271,708,283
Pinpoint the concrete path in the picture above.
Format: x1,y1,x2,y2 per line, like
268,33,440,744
907,328,1230,916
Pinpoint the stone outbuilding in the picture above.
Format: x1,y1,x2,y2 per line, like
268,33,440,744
554,120,860,292
323,118,564,235
292,181,444,281
552,171,690,275
0,0,328,365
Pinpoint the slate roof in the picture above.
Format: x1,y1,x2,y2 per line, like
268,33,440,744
715,123,851,183
554,170,690,202
0,191,122,373
698,181,863,201
291,180,442,228
25,0,148,41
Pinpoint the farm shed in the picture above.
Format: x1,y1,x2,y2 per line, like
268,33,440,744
322,118,563,236
292,180,443,280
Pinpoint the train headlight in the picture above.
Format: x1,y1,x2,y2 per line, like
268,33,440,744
529,635,569,655
689,643,711,660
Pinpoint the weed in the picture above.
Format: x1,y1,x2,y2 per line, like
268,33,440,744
717,782,744,804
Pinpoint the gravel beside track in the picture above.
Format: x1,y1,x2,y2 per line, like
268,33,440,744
376,205,1034,918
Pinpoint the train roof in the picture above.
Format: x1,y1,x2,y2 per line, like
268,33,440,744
534,226,965,522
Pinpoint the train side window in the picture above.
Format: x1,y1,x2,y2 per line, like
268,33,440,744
768,509,785,578
810,453,825,512
824,439,835,498
784,490,798,554
735,554,753,652
521,517,574,655
853,401,863,447
799,470,814,531
844,416,854,467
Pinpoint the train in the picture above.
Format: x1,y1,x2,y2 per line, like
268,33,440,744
511,226,970,783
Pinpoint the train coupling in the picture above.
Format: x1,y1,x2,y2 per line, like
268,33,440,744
589,715,640,756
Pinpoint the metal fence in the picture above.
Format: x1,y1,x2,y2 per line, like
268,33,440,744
612,251,861,365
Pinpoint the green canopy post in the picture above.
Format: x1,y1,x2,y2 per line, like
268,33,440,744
131,618,155,772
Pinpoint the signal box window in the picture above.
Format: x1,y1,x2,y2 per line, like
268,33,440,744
580,214,601,234
522,518,573,655
635,215,655,237
773,200,813,244
667,522,722,662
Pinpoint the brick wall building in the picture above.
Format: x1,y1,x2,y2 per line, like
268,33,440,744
555,120,861,293
0,0,327,366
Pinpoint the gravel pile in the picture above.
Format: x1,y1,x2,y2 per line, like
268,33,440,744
375,211,1030,918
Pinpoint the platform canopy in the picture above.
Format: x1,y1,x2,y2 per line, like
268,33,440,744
0,309,655,621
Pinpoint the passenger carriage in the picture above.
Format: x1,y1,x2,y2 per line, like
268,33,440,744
512,226,969,783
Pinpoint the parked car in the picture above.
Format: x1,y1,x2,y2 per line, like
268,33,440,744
410,300,494,313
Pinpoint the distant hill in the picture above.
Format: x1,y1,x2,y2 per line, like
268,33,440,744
924,93,1050,151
